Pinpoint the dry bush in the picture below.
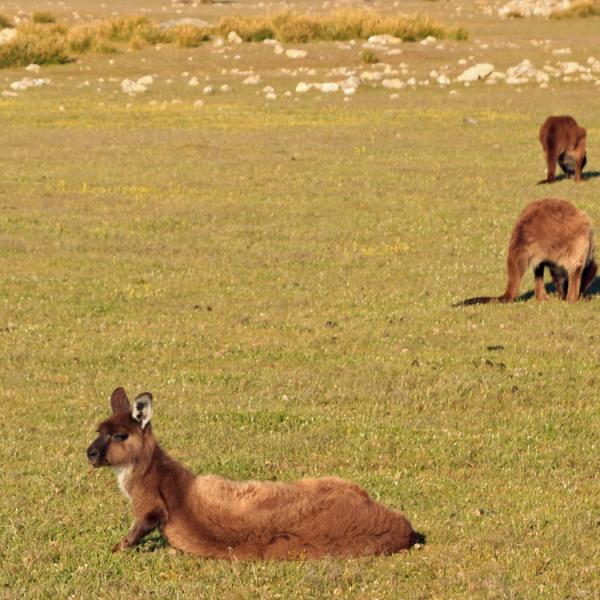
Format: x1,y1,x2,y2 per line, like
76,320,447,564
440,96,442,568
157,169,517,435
169,24,212,47
31,11,57,24
551,0,600,17
0,13,13,28
0,23,71,67
217,9,467,43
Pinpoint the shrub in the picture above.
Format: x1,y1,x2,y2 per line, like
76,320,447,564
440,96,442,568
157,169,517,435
31,11,57,24
0,13,13,28
0,24,71,67
217,10,467,43
361,50,379,64
170,24,212,47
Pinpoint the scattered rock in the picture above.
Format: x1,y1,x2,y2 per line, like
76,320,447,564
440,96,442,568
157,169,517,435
0,28,17,46
242,75,261,85
498,0,571,17
202,85,214,95
25,64,40,72
285,49,308,59
10,77,50,91
382,78,405,90
295,82,310,93
193,99,204,108
457,63,494,82
367,34,402,46
227,31,242,44
188,76,199,86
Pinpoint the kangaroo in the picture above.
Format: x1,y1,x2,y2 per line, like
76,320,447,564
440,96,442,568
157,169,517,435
539,116,587,183
459,198,597,305
87,388,419,559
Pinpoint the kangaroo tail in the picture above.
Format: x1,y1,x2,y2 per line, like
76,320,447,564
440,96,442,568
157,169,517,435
453,295,507,307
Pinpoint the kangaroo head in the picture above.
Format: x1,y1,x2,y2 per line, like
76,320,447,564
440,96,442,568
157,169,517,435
86,388,153,468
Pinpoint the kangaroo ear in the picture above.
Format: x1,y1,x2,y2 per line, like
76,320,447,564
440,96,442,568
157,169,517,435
110,388,130,414
133,393,153,429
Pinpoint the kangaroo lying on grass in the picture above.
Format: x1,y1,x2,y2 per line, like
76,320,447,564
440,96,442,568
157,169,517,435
539,116,587,183
87,388,419,559
459,198,597,305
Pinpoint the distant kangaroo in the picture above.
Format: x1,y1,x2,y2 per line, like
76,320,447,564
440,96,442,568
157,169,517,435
459,198,597,305
87,388,419,559
539,116,587,183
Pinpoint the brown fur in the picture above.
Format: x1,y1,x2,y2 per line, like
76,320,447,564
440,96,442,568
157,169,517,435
539,116,587,183
460,198,596,305
87,389,418,560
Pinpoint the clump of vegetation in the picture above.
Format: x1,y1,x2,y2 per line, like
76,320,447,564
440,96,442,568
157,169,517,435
31,11,57,24
0,23,71,67
217,9,468,43
0,13,13,28
361,50,379,64
0,10,467,69
170,24,212,47
551,0,600,18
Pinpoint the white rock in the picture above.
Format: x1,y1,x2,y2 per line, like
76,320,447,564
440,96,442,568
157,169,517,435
265,93,277,100
457,63,494,82
286,49,308,59
262,85,275,93
437,74,451,86
321,82,339,93
0,28,17,46
188,76,199,86
220,84,231,92
137,75,154,86
552,47,572,55
25,64,40,72
342,86,356,96
202,85,214,94
243,75,261,85
560,61,586,75
1,90,18,97
420,36,436,45
194,99,204,108
386,49,403,56
295,82,311,93
10,77,51,91
227,31,242,44
262,39,277,45
382,78,405,90
274,44,284,55
535,70,550,82
367,34,402,45
360,71,382,82
506,59,537,79
120,79,147,94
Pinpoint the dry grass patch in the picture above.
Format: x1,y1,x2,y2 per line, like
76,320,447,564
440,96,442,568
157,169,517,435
217,9,468,43
171,24,212,47
31,11,57,24
551,0,600,17
0,13,13,27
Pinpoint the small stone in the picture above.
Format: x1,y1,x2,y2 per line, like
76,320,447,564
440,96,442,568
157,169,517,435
285,49,308,59
227,31,242,44
25,64,41,72
243,75,261,85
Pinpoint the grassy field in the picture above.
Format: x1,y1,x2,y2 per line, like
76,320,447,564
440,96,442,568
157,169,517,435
1,1,600,598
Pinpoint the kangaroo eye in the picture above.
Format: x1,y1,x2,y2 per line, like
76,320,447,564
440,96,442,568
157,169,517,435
113,433,129,441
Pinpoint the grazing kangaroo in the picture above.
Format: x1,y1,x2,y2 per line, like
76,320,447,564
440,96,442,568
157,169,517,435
539,116,587,183
87,388,419,559
459,198,597,305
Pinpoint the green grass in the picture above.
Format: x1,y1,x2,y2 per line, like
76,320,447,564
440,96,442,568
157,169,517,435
1,2,600,598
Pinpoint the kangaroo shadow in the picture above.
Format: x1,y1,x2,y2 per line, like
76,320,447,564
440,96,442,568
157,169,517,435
517,276,600,302
537,171,600,184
